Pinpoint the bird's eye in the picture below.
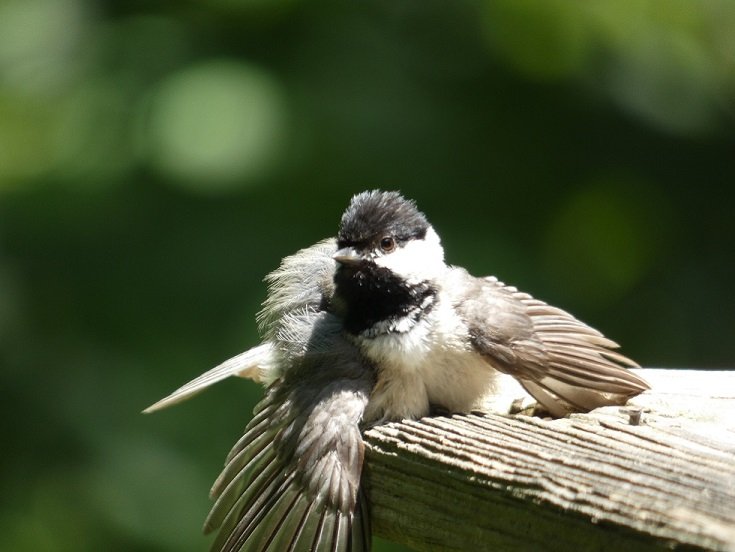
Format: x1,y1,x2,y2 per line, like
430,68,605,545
380,236,396,252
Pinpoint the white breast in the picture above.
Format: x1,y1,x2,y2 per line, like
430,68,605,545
359,299,500,423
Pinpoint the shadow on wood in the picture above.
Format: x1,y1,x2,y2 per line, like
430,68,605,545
363,369,735,551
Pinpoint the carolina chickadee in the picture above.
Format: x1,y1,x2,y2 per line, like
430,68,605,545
145,190,649,552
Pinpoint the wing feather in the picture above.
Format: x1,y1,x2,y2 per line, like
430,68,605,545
206,350,372,551
145,239,371,550
458,271,649,415
351,490,371,552
221,470,298,552
204,442,278,533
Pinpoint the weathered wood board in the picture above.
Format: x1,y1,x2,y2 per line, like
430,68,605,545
363,369,735,551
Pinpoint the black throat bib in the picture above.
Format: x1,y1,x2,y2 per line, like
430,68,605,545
333,263,436,336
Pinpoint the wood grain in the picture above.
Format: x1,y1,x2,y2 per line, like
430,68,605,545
363,369,735,551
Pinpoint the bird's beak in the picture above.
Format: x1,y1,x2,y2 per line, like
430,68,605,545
333,247,364,266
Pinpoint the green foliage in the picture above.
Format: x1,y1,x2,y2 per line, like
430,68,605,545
1,1,733,551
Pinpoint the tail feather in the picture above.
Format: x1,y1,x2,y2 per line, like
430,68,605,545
143,343,275,413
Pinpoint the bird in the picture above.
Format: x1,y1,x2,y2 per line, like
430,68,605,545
144,190,650,552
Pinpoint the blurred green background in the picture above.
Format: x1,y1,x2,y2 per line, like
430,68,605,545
1,0,734,550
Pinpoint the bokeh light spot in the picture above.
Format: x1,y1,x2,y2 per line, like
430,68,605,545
0,0,88,95
143,60,287,192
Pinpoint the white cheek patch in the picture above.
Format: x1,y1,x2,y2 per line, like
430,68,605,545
375,227,446,283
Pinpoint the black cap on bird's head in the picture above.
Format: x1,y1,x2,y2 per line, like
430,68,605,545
337,191,430,252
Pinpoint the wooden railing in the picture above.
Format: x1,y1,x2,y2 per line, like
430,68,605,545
363,369,735,552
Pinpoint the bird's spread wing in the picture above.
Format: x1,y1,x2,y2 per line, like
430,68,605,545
453,271,649,417
205,336,373,552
